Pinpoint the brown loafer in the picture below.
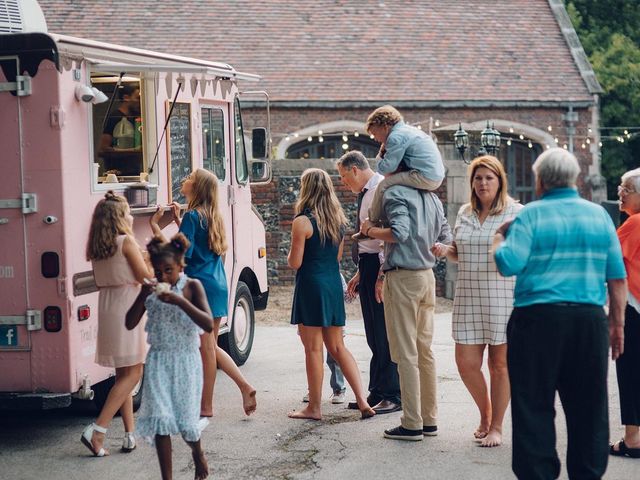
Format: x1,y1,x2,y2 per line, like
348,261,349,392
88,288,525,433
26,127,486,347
372,400,402,414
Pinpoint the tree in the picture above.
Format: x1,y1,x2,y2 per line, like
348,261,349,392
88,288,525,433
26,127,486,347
567,1,640,197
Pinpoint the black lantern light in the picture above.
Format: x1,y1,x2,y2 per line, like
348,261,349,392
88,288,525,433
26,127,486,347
454,123,470,163
454,121,501,163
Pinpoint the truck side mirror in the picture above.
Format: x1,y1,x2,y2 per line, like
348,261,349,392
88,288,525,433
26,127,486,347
250,159,272,184
251,128,268,159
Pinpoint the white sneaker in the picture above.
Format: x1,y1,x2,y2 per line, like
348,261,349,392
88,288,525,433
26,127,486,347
331,391,346,404
302,392,309,403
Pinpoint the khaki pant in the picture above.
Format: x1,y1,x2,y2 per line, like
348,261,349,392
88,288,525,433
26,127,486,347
368,170,442,224
383,268,437,430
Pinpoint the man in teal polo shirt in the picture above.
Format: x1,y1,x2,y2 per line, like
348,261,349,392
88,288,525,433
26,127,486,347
492,148,627,480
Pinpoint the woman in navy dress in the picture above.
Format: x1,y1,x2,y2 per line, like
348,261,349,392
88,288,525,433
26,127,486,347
151,168,256,418
288,168,375,420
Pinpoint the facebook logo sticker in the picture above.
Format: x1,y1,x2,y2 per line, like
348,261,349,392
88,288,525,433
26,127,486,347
0,326,18,347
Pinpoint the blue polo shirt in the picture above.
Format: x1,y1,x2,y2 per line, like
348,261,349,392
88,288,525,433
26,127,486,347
494,188,626,307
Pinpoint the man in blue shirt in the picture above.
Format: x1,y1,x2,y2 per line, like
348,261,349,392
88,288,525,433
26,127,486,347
362,186,452,441
493,148,627,479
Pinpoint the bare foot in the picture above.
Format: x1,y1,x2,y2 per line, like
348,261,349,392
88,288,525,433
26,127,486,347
242,387,257,416
474,426,489,439
288,407,321,420
480,429,502,447
360,407,376,420
192,449,209,479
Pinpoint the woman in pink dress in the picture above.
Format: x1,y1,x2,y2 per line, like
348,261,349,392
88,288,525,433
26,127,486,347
80,191,153,457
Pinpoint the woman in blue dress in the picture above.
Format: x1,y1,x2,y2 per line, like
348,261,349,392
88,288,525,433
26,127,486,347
151,168,256,418
288,168,375,420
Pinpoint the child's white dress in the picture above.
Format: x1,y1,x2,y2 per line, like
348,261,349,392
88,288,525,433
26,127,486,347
136,273,204,444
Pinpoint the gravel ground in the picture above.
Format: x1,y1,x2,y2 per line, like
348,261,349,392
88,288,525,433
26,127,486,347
256,285,453,326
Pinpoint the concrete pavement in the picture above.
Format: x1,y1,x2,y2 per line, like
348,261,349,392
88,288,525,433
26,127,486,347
0,312,636,479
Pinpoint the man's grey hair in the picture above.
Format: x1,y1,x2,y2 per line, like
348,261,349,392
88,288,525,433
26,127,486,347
336,150,370,171
532,148,581,190
621,168,640,192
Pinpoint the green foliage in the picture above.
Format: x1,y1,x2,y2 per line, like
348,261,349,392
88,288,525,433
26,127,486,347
567,0,640,197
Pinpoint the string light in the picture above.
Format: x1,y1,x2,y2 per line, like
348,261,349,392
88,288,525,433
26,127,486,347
342,143,349,150
285,136,290,141
318,130,323,135
434,120,440,127
507,139,512,146
307,136,312,142
318,136,324,142
563,144,568,150
417,125,422,130
342,134,348,142
294,133,299,138
581,143,586,149
547,125,553,132
509,127,514,133
528,141,533,148
519,134,524,140
354,131,360,137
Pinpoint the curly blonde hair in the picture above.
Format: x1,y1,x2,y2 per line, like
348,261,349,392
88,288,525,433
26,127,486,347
365,105,403,133
187,168,228,255
295,168,347,246
86,191,134,260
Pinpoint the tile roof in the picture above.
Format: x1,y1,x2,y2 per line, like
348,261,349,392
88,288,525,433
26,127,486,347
38,0,595,103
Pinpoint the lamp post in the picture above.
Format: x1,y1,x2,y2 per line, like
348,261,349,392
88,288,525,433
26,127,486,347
454,121,501,163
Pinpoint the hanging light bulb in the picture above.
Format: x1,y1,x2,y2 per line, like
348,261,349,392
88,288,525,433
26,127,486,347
434,119,440,127
307,136,313,142
342,143,349,150
342,134,348,142
509,127,514,133
624,129,629,135
285,136,290,142
581,143,586,149
519,134,524,140
318,130,323,135
319,136,324,142
370,134,375,139
588,128,592,133
528,141,533,148
586,138,591,144
547,125,553,132
563,144,568,150
546,144,550,149
294,133,299,138
507,139,512,146
598,141,603,147
354,131,360,137
417,125,422,130
554,137,559,143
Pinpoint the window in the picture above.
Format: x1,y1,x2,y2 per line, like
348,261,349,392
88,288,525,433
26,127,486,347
234,97,249,184
91,75,144,182
167,102,192,204
201,107,226,180
286,135,379,159
501,141,540,204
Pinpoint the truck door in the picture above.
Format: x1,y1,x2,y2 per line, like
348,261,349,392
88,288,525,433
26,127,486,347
0,62,38,391
199,102,233,324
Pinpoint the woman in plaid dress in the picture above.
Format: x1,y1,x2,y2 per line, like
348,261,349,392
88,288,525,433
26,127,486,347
433,155,522,447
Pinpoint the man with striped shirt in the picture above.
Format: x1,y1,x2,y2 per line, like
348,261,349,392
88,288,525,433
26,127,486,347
493,148,627,479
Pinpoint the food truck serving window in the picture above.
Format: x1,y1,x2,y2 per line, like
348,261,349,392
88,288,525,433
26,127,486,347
91,74,145,183
201,107,226,181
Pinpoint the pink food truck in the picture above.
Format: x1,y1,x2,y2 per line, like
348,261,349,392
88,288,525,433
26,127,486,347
0,8,271,410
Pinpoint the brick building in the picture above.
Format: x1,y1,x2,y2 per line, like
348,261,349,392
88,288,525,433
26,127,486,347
40,0,603,295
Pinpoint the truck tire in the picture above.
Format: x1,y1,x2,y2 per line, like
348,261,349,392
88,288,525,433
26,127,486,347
93,373,143,413
219,281,255,366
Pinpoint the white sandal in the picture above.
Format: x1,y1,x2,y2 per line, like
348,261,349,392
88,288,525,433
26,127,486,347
121,432,136,453
80,423,108,457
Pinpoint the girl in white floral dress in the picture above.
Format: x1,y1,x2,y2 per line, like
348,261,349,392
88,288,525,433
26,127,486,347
126,233,213,480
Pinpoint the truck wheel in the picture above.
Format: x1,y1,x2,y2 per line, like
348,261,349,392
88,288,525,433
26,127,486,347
219,281,255,366
93,373,144,413
93,376,115,412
